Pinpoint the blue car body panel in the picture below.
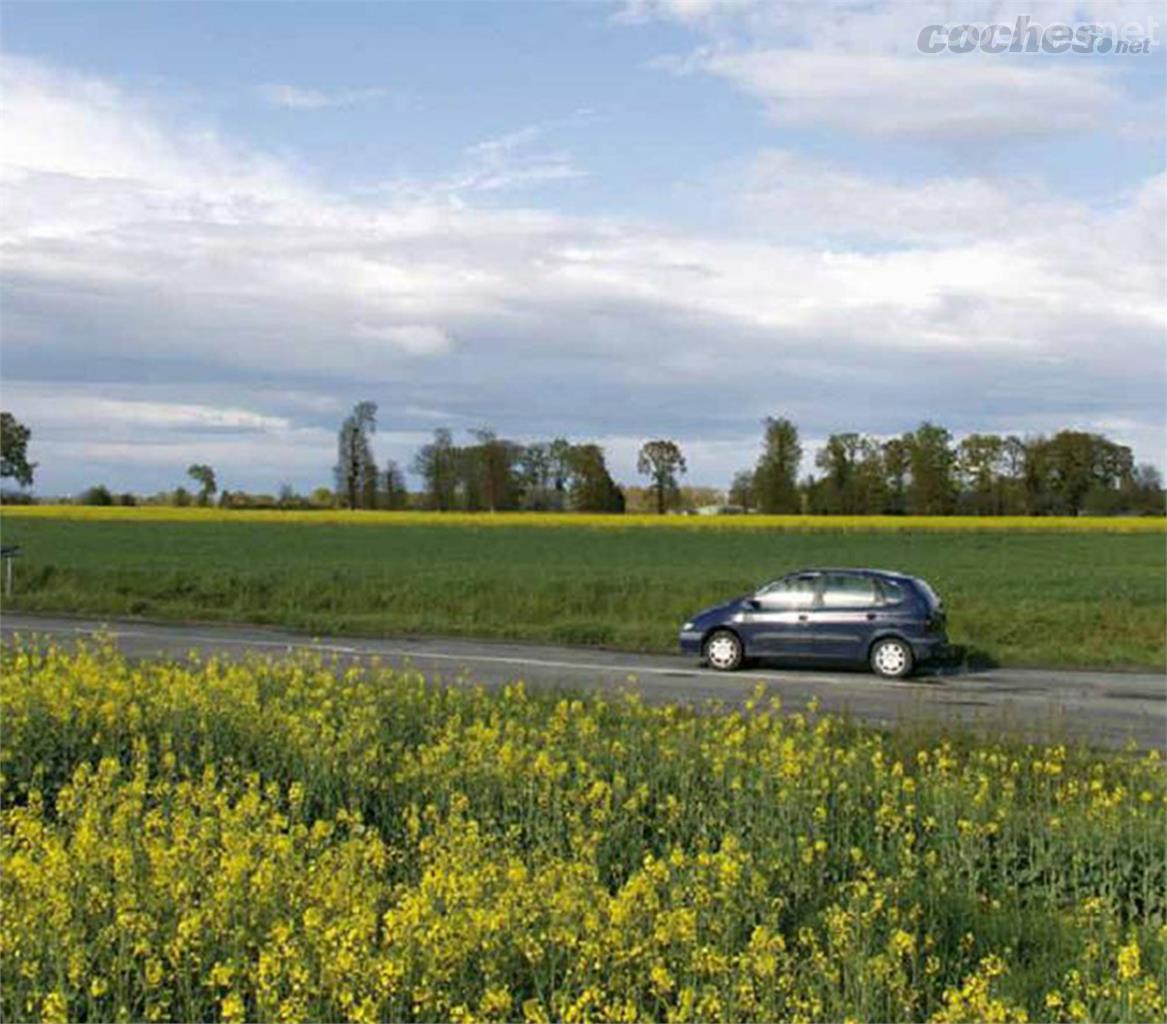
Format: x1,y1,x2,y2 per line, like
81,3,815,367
679,568,948,668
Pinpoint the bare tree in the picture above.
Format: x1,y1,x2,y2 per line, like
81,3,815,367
335,401,378,509
382,459,408,510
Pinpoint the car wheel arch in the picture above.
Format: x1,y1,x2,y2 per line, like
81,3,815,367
866,631,912,660
704,624,745,653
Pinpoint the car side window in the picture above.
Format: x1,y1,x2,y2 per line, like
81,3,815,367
879,579,906,605
756,576,817,609
821,574,880,609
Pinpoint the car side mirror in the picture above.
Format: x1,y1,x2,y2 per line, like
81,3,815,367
745,597,761,610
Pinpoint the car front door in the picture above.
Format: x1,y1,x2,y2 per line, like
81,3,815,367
737,573,819,659
807,573,884,661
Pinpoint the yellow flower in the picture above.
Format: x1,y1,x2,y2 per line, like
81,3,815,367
649,962,674,996
1117,938,1141,981
40,991,69,1024
220,992,246,1023
888,929,915,959
5,503,1161,532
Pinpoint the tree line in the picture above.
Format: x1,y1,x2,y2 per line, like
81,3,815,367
333,404,1162,517
727,418,1163,517
1,406,1163,516
335,404,625,513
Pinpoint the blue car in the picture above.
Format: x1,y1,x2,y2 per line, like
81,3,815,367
679,568,948,678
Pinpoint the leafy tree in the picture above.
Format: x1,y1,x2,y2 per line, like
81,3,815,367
567,444,624,513
904,422,957,515
814,433,862,514
518,443,554,510
1038,431,1134,515
0,411,35,488
637,439,687,514
754,417,802,514
334,401,378,510
548,438,574,510
172,486,192,507
1021,436,1053,515
853,438,890,514
412,428,459,511
881,437,909,514
998,436,1029,514
79,484,113,506
1119,463,1167,516
956,434,1006,515
187,464,217,506
728,470,755,511
456,444,483,510
468,428,521,512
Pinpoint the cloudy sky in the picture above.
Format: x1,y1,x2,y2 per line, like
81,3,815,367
2,1,1163,495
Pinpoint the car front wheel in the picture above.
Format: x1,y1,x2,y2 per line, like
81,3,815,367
870,637,914,679
704,629,743,671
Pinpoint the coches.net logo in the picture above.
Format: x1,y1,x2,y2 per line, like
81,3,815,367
918,14,1159,55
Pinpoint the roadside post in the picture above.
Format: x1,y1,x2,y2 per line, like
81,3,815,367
1,545,22,597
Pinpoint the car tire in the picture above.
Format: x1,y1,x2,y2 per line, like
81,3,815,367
870,637,914,679
704,629,743,672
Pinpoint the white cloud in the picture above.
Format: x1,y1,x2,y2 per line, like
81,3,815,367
369,122,587,201
4,392,289,433
659,46,1122,139
0,53,1162,492
636,1,1139,140
721,149,1165,266
352,323,453,356
0,57,307,210
257,83,389,110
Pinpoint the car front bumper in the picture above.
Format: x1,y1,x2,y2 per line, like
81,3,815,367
679,629,704,656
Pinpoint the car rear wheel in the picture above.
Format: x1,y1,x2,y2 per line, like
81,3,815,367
870,637,914,679
704,629,743,671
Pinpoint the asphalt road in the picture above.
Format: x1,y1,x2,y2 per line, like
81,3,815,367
3,612,1165,752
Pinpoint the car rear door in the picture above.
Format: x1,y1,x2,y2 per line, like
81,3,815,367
738,573,818,658
808,573,883,661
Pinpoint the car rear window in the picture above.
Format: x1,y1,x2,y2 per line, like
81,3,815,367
914,578,944,610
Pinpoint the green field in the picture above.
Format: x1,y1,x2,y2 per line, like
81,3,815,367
1,517,1163,669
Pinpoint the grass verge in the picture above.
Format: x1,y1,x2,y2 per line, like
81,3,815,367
0,514,1163,668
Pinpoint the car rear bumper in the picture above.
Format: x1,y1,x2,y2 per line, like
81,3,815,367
910,636,950,663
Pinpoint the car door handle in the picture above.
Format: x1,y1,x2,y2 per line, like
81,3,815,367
866,612,877,620
798,614,809,622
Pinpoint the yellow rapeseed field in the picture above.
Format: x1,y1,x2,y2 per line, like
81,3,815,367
2,504,1163,532
2,641,1164,1022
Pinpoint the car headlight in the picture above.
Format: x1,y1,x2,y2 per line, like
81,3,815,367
682,621,695,631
